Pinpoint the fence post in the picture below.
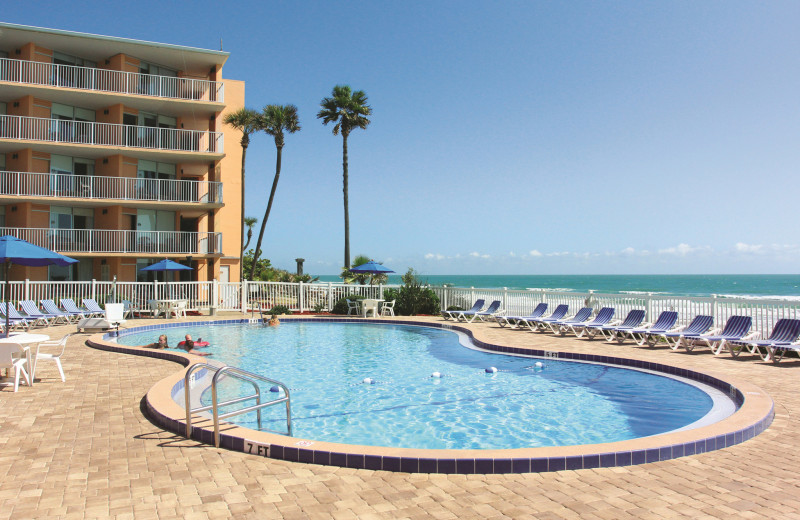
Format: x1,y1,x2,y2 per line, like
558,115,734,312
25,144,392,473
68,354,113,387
211,279,219,315
24,278,30,301
91,278,97,301
327,281,333,311
298,281,305,313
646,292,653,320
471,287,475,306
443,286,449,311
503,287,508,312
241,279,248,314
378,283,384,300
711,294,718,323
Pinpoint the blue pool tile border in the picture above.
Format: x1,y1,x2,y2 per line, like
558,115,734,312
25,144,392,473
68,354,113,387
91,317,775,474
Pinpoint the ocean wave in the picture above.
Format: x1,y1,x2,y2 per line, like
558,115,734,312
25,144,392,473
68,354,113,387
619,291,670,295
526,288,574,292
717,294,800,302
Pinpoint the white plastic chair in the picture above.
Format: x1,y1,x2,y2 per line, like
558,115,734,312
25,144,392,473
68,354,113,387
169,300,187,319
346,299,361,316
0,343,31,392
104,303,127,328
147,299,161,318
35,334,71,382
380,300,396,316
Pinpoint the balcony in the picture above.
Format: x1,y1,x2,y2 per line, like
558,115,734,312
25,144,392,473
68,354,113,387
0,57,224,103
0,115,223,155
0,227,222,255
0,171,222,204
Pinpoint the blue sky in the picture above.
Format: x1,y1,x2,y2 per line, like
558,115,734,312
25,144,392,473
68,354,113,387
6,2,800,275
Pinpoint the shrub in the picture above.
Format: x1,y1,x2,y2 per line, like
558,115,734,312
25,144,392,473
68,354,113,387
268,305,292,315
394,268,440,316
312,302,326,313
446,305,464,311
332,294,366,315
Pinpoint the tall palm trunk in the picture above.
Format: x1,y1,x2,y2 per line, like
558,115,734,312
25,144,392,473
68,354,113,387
342,130,350,268
239,135,249,280
250,143,282,280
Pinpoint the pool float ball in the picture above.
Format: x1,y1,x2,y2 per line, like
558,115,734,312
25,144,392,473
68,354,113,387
485,367,498,373
362,377,375,385
269,386,280,393
534,362,544,368
431,372,442,378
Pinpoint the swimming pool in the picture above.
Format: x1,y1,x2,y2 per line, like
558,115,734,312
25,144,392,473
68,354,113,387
117,321,734,450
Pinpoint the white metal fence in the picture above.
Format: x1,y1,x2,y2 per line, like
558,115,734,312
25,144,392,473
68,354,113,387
0,115,223,153
0,171,222,203
2,280,798,337
0,57,224,102
0,227,222,255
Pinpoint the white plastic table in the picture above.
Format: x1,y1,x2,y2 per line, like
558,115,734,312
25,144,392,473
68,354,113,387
360,299,384,318
0,333,50,384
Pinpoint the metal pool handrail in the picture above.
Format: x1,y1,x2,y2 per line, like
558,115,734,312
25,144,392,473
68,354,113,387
184,363,292,447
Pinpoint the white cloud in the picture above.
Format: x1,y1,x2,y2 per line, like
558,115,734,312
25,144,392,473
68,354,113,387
529,249,543,257
735,242,763,254
424,253,445,260
469,251,480,257
658,243,701,256
621,247,636,255
547,251,570,257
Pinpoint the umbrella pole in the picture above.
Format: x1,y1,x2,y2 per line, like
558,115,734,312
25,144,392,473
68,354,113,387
4,260,10,338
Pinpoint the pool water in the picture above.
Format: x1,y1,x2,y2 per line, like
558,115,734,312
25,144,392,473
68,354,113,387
119,322,723,450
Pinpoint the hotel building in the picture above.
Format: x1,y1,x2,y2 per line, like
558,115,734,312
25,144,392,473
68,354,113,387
0,22,244,283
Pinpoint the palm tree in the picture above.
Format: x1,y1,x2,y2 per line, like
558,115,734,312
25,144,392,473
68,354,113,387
317,85,372,268
223,107,261,280
249,104,301,279
242,216,258,253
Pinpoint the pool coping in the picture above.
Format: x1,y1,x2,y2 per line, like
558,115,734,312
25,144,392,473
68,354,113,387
87,317,774,474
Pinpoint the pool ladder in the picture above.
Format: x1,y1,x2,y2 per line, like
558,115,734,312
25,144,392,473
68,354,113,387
184,363,292,447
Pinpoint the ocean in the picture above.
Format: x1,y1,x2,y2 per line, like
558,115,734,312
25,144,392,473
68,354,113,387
315,274,800,300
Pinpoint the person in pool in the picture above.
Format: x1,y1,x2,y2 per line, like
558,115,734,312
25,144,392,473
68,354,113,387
139,334,169,349
179,334,210,356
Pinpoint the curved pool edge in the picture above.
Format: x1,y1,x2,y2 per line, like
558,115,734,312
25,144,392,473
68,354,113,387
87,317,775,474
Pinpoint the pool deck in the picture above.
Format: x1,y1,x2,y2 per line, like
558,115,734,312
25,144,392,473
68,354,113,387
2,314,800,519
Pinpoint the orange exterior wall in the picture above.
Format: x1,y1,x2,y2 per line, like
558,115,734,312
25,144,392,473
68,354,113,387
215,78,245,281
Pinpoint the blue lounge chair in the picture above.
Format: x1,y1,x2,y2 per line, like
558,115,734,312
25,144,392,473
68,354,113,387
621,311,679,346
521,304,569,332
82,298,106,318
549,307,594,335
496,303,548,328
456,300,501,323
601,310,646,342
60,299,88,320
683,315,754,355
726,318,800,361
0,303,31,331
663,315,714,350
42,299,81,323
475,300,505,322
18,300,56,327
442,299,484,321
566,307,615,338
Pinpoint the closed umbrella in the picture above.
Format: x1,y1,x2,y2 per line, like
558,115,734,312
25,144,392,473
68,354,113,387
0,235,78,337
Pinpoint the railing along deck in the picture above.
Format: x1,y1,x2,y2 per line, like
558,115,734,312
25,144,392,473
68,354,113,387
0,227,222,255
0,171,222,204
0,115,223,154
0,57,224,103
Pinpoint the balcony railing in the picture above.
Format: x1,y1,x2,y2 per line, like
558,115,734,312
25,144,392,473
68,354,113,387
0,57,224,103
0,115,223,153
0,171,222,204
0,227,222,255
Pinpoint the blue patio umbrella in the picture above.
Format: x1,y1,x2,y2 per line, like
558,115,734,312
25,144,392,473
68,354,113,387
139,258,192,282
349,260,394,274
349,260,394,285
0,235,78,336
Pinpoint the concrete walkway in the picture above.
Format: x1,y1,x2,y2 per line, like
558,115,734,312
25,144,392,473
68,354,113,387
1,316,799,519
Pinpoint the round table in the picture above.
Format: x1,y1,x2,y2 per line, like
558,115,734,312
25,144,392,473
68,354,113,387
0,333,51,385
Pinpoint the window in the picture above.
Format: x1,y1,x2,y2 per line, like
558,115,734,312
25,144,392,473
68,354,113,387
52,51,97,89
50,155,95,194
51,104,95,144
138,61,178,97
50,206,94,252
0,206,5,228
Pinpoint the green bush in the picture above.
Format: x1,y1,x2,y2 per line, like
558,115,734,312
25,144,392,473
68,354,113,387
393,268,440,316
268,305,292,315
332,294,366,315
446,305,464,311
